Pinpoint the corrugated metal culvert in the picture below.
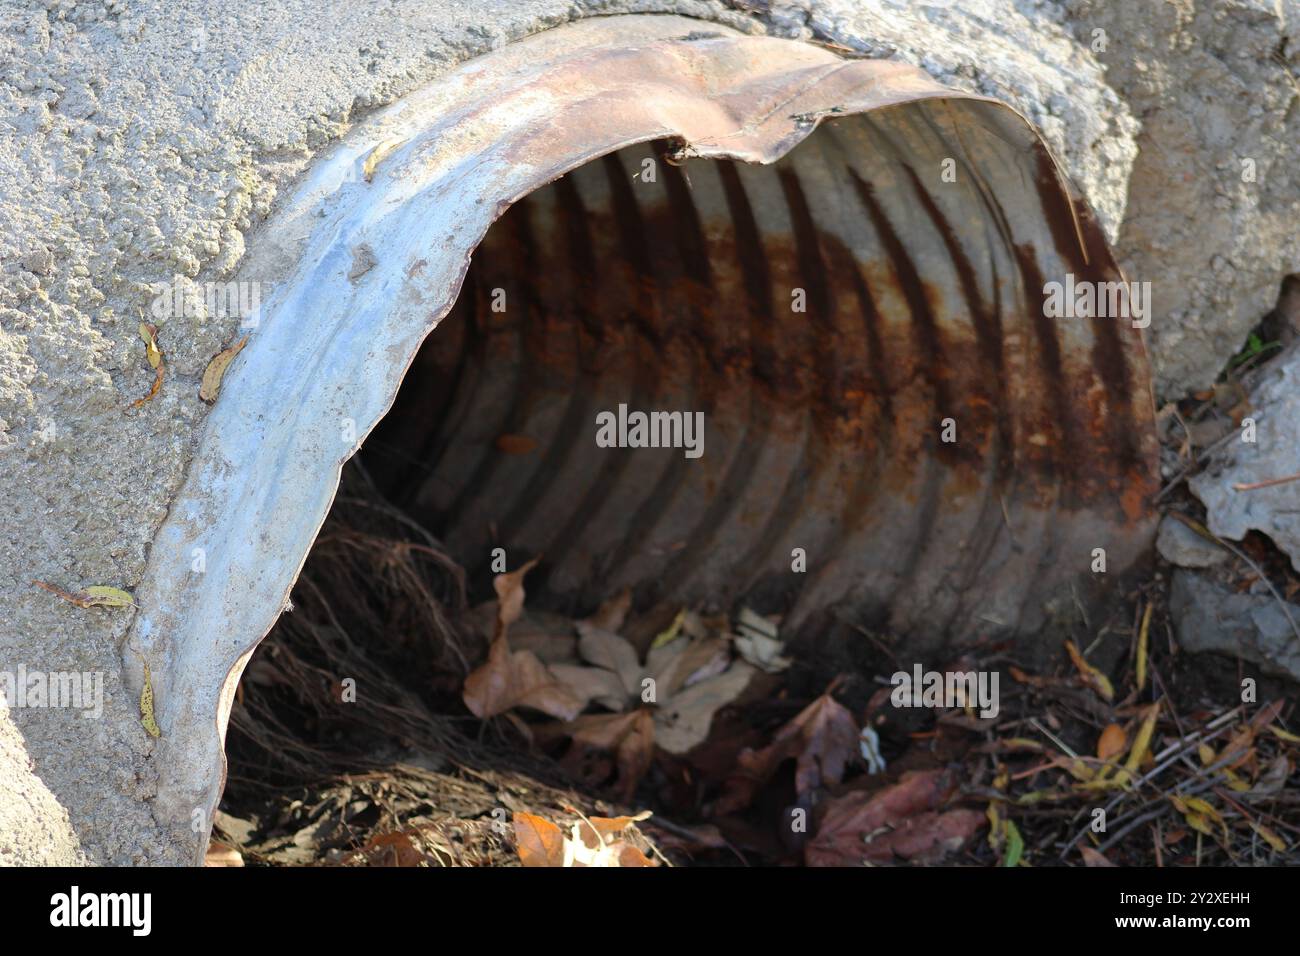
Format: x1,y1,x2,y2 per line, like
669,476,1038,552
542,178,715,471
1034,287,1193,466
122,15,1157,860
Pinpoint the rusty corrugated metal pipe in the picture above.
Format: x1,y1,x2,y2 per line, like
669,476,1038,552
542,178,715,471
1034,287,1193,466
122,15,1157,861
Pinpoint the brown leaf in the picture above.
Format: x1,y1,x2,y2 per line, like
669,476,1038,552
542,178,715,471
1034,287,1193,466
493,556,540,638
559,709,656,801
204,841,244,867
514,813,566,867
805,770,981,866
616,844,655,867
1097,723,1127,762
583,588,632,634
462,634,584,721
720,689,859,812
857,809,985,865
199,335,248,403
582,811,653,843
1080,846,1117,867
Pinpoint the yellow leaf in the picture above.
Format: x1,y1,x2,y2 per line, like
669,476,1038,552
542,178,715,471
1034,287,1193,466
1064,640,1114,701
1269,725,1300,744
1172,795,1227,839
129,321,165,409
1252,822,1287,852
140,659,160,738
362,138,407,183
1197,742,1215,766
650,608,687,650
83,585,137,608
1113,702,1160,787
1135,601,1152,693
199,336,248,404
1223,769,1251,792
33,580,136,609
138,322,162,369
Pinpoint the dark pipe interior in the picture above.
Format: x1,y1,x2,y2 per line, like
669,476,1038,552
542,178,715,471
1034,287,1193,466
361,135,895,647
358,113,1154,653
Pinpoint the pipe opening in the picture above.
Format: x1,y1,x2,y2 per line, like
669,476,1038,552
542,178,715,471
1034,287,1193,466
362,134,904,641
215,92,1157,864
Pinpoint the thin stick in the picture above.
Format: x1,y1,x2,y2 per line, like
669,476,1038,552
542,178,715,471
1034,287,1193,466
1233,471,1300,492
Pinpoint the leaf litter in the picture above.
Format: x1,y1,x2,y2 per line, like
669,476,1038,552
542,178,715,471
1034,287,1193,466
212,460,1300,868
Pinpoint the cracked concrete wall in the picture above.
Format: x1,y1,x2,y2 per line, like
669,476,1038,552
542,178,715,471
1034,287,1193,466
1058,0,1300,396
0,0,1292,864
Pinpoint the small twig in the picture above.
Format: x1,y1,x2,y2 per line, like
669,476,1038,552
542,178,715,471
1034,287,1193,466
1232,471,1300,492
1154,429,1239,503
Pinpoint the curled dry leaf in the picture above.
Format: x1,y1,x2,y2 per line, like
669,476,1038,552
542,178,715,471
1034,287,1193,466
1064,640,1115,702
129,322,164,409
33,580,137,609
512,811,655,867
493,556,540,638
199,335,249,404
362,137,407,183
1079,846,1117,867
720,689,860,813
140,658,160,738
461,631,583,722
805,769,984,866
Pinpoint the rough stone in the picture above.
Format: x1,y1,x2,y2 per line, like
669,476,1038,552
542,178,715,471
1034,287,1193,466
1058,0,1300,397
1156,514,1230,569
1169,570,1300,684
1191,344,1300,572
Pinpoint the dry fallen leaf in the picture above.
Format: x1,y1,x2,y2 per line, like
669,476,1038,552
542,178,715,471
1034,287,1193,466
550,709,656,801
462,632,584,722
653,661,756,755
33,580,137,609
805,770,984,866
546,619,754,756
362,137,407,183
1097,723,1127,763
1251,822,1288,853
1064,640,1115,701
129,322,164,409
513,813,566,867
1080,846,1117,867
140,658,160,738
204,842,244,867
199,335,248,404
513,811,655,867
720,688,860,813
1113,701,1160,787
494,556,540,638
